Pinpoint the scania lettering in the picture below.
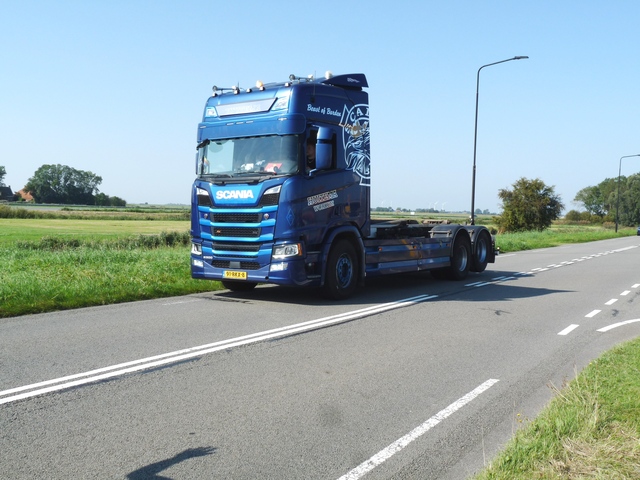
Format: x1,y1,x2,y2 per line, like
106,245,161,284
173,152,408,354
216,190,255,200
190,72,496,299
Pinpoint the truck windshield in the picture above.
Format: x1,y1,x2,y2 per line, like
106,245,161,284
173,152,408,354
197,135,299,178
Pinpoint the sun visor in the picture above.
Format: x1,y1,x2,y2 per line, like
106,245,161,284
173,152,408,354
321,74,368,89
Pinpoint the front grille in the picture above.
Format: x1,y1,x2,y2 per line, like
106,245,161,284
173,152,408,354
212,261,261,270
212,227,261,238
212,213,261,223
213,243,261,252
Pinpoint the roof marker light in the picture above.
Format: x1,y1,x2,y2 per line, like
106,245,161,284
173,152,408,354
256,80,265,91
325,71,333,79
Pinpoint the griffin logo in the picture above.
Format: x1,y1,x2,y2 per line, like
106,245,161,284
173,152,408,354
341,104,370,186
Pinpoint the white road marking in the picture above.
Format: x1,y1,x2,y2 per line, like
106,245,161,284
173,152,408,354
162,299,201,306
605,299,618,306
633,284,640,289
621,290,631,296
466,277,515,288
337,379,500,480
598,319,640,332
558,324,579,336
0,294,438,405
613,246,638,253
585,310,601,318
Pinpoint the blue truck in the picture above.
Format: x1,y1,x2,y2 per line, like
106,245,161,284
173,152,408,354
190,72,495,299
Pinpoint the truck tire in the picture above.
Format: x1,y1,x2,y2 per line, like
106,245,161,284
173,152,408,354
323,239,358,300
472,230,491,273
221,280,257,292
447,233,471,280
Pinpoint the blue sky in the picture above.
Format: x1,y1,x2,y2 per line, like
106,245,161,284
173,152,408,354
2,1,639,213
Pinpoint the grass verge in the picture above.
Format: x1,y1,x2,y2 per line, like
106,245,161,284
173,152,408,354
0,232,222,318
495,227,636,253
474,337,640,479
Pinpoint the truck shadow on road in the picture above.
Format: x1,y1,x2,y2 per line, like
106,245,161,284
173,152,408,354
205,269,571,306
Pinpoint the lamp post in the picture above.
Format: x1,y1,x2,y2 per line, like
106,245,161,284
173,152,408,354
615,154,640,232
470,56,528,225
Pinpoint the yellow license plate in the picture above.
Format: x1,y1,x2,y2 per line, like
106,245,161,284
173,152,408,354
223,270,247,280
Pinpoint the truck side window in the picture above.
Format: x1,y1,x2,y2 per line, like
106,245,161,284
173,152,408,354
315,127,336,170
306,130,317,170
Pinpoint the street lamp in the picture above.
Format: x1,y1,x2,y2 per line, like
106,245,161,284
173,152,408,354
615,154,640,232
470,56,529,225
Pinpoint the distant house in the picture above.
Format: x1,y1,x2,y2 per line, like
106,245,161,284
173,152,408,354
0,186,14,202
16,189,33,202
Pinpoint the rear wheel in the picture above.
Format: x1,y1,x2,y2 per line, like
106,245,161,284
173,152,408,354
221,280,257,292
323,240,358,300
447,233,471,280
472,230,490,273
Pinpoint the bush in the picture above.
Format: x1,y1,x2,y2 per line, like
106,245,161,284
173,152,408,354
564,209,581,222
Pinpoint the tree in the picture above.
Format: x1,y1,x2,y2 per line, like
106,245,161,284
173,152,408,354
620,173,640,227
494,177,564,233
95,193,127,207
573,178,617,217
0,166,6,187
574,185,604,216
25,164,102,204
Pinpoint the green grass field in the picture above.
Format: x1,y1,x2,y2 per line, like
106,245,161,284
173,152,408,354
0,218,190,244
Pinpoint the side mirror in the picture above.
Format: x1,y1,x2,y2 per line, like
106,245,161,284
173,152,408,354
315,127,333,170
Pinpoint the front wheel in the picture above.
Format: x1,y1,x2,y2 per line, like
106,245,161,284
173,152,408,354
323,240,359,300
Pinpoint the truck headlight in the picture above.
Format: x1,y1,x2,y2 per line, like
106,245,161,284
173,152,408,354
191,243,202,255
196,187,212,207
272,243,302,259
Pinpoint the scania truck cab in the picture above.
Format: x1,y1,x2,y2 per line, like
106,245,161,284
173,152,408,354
190,72,495,299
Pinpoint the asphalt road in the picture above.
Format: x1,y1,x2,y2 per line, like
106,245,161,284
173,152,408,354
1,236,639,479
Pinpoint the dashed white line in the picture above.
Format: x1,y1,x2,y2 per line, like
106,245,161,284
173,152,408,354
605,299,618,306
585,310,601,318
337,379,500,480
621,290,631,296
558,324,579,336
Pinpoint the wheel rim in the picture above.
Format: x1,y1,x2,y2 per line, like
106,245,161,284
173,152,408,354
336,254,353,288
456,245,468,272
476,238,487,263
